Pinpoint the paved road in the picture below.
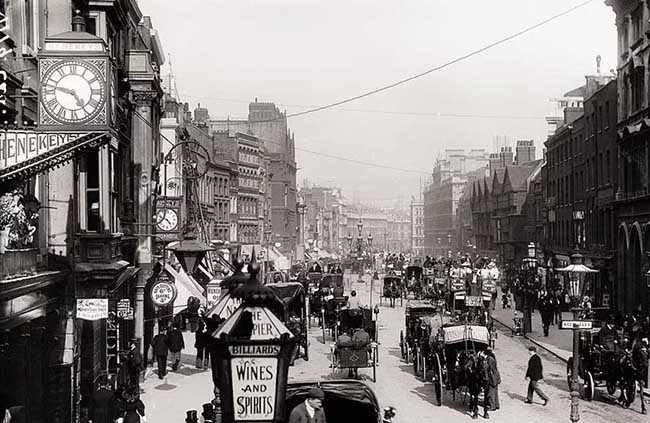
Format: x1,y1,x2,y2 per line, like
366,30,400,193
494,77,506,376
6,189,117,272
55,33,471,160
140,274,648,422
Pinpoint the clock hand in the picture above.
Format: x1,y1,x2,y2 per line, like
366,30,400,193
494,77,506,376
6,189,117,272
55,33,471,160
55,86,76,95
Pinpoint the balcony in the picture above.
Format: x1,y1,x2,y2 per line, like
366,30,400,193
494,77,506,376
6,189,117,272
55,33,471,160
78,233,123,264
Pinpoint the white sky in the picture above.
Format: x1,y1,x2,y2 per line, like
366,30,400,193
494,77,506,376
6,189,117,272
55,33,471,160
137,0,617,207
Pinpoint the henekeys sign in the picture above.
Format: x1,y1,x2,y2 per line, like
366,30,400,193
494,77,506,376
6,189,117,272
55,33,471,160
0,131,88,170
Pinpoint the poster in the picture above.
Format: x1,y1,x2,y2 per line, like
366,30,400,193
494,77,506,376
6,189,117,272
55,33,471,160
76,298,108,320
231,356,278,421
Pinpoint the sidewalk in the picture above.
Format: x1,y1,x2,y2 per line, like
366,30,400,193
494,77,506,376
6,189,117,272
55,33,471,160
491,287,573,363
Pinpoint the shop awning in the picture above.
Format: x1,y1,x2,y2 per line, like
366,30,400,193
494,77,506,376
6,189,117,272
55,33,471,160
111,267,140,294
0,132,112,183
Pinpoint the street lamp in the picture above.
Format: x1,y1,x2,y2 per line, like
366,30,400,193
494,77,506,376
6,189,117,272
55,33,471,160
357,219,363,236
166,231,216,275
346,233,353,251
557,250,598,422
521,242,538,335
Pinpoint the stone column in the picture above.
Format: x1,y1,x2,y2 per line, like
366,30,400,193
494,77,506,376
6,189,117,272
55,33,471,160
131,90,159,355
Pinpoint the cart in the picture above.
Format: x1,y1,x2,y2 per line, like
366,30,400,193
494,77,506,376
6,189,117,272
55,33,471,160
266,282,310,361
400,300,439,367
381,274,403,307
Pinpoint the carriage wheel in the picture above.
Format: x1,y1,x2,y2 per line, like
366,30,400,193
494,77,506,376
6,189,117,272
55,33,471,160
583,371,594,402
566,357,573,390
434,353,443,406
400,331,405,359
413,346,420,374
372,346,377,383
321,309,327,344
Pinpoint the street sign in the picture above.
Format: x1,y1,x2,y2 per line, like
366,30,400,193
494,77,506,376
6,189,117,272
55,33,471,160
560,320,593,330
116,299,130,319
465,296,482,307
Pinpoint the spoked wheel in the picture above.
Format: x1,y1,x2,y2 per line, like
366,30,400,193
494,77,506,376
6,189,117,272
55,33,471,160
413,346,420,374
400,331,405,359
434,353,444,406
566,357,573,390
422,352,427,381
583,371,594,402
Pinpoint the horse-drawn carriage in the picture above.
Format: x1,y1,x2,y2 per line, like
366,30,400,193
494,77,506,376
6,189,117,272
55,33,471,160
286,380,389,422
266,282,310,361
566,322,637,402
405,266,424,299
381,273,404,307
400,300,439,367
329,307,378,382
265,270,287,284
429,323,492,406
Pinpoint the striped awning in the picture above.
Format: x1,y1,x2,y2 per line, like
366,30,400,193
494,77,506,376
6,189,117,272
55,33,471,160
0,132,111,183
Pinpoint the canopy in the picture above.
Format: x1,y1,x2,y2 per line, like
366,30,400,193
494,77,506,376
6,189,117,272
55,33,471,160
285,381,380,423
443,324,490,344
556,264,599,273
164,263,205,309
266,282,305,306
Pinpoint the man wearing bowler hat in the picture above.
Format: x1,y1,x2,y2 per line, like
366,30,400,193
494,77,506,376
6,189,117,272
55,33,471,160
288,387,327,423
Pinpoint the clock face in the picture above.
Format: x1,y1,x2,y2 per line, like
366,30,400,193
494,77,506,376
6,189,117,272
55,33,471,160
40,60,106,124
156,209,179,232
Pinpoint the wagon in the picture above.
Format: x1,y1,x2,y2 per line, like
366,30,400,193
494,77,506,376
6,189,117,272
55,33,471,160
266,282,310,361
565,322,635,402
400,300,439,366
381,274,403,307
429,323,492,406
330,310,378,382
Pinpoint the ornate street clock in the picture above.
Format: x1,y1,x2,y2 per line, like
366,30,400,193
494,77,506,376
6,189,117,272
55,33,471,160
38,29,112,130
155,196,182,242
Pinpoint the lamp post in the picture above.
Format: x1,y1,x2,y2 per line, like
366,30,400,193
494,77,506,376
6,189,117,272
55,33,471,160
521,242,538,335
368,232,375,309
437,237,441,257
557,250,598,423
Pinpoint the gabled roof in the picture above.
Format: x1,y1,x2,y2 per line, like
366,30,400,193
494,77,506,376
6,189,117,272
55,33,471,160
503,160,543,192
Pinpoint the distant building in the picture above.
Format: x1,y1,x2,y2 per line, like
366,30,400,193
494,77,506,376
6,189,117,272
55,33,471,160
515,140,536,164
210,100,297,259
424,149,490,256
410,197,425,256
194,103,210,125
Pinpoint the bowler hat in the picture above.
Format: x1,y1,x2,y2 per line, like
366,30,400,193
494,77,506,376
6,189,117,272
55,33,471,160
307,387,325,400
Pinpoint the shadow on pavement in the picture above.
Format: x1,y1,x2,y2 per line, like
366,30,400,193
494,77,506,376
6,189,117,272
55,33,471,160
154,381,178,391
503,390,530,404
175,366,205,377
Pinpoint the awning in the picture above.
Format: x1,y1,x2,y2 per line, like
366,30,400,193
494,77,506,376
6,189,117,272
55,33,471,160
164,263,205,310
111,267,140,294
0,132,112,183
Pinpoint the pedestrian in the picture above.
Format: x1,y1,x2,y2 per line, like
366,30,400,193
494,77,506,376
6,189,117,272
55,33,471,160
168,324,185,371
553,289,563,324
151,327,169,379
540,293,554,337
524,346,549,406
125,340,144,392
118,386,146,423
485,349,501,411
288,387,327,423
195,320,209,370
89,374,115,423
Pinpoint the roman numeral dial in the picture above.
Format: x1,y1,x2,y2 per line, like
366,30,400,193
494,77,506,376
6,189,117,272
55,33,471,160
40,59,106,124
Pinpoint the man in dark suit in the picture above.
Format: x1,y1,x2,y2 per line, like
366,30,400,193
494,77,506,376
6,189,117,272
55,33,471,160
525,346,549,405
288,387,327,423
89,375,115,423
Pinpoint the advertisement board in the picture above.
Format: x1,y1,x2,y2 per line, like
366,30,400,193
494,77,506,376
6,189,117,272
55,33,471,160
230,356,278,421
76,298,108,320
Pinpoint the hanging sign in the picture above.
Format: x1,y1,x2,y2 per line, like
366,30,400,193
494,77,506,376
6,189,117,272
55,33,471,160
116,299,130,319
151,270,177,306
560,320,593,330
206,281,222,308
231,356,278,421
76,298,108,320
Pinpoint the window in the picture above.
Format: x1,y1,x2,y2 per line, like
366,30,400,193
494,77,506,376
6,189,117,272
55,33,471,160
632,66,645,111
78,146,116,232
621,20,629,51
21,0,39,54
632,7,643,42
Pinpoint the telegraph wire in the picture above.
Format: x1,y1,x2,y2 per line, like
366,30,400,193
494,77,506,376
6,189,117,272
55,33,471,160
181,94,546,120
132,109,433,175
217,0,594,123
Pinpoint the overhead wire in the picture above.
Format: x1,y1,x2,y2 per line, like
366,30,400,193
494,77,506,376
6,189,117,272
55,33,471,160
231,0,595,123
181,94,546,120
